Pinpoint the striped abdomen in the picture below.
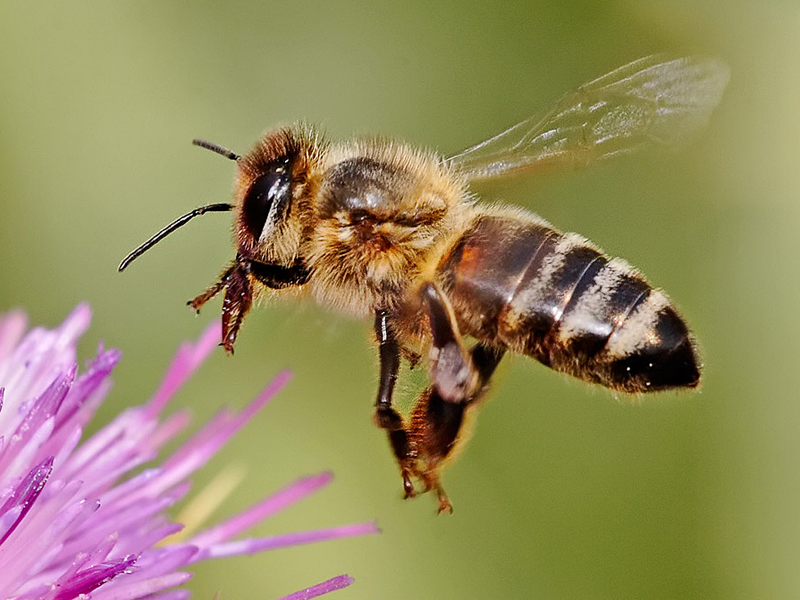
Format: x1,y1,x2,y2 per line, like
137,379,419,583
436,212,700,393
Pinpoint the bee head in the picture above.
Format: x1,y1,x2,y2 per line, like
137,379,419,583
118,127,318,354
232,127,312,264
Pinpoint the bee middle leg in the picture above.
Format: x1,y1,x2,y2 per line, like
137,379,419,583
373,308,404,431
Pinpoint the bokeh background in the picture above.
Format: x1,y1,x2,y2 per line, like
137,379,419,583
1,1,798,598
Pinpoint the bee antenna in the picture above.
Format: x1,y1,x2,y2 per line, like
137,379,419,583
118,203,233,272
192,138,240,161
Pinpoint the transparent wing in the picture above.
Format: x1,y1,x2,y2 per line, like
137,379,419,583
447,55,730,182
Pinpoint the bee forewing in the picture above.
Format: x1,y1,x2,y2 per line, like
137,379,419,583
447,55,730,182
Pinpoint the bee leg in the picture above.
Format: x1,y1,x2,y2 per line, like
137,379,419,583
188,263,235,312
405,342,505,513
387,426,418,499
373,309,403,431
187,256,309,354
420,282,478,403
247,258,310,289
187,260,253,355
406,386,460,513
373,309,426,498
219,263,253,355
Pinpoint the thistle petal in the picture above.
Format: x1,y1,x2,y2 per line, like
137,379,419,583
278,574,355,600
0,311,376,599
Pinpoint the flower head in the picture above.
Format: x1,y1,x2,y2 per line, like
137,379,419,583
0,305,378,599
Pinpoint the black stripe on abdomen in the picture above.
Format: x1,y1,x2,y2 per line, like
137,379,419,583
495,233,604,366
437,212,701,392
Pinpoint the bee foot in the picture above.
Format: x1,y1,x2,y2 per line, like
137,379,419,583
436,488,453,515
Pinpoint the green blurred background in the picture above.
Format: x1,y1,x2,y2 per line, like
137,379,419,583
1,1,798,598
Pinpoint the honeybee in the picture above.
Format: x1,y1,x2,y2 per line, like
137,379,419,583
120,55,729,513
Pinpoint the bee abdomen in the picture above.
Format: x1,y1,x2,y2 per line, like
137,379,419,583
437,213,700,393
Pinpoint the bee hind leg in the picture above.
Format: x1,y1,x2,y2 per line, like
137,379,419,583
402,342,505,513
420,281,482,403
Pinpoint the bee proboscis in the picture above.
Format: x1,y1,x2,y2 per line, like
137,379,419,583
120,55,729,513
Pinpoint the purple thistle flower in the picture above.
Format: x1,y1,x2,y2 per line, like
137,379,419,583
0,305,378,599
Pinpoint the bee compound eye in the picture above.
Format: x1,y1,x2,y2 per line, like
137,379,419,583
242,158,292,238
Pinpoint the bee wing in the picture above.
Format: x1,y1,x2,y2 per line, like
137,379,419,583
447,56,730,182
